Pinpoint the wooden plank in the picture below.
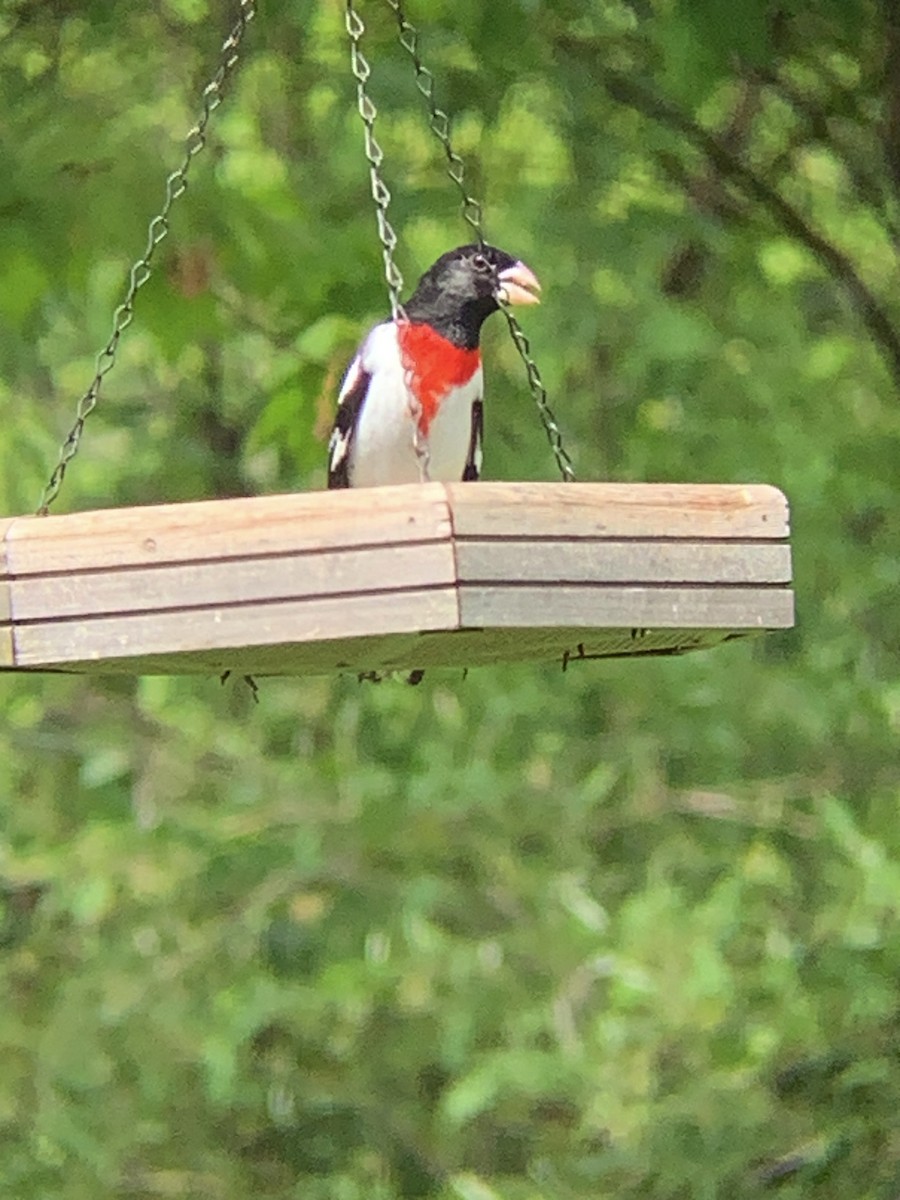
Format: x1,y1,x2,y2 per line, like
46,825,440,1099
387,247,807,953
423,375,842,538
0,483,796,676
459,585,795,631
11,541,455,621
0,519,13,666
0,518,14,628
24,626,753,677
455,540,791,585
411,626,744,668
2,484,791,578
447,483,790,540
12,587,459,667
11,539,789,625
0,625,12,668
4,484,452,574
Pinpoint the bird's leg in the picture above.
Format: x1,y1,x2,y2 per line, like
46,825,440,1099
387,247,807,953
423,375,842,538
357,669,424,685
220,670,260,702
358,670,384,684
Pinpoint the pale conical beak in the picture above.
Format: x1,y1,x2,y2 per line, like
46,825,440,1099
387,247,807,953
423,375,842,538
496,261,542,306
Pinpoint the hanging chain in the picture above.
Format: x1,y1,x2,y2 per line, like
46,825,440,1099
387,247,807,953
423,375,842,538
345,1,406,320
384,0,484,245
36,0,257,516
500,305,576,482
345,0,431,482
385,0,575,482
507,315,575,479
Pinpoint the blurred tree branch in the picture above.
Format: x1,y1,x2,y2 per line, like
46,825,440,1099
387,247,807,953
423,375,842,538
751,64,900,247
658,78,760,298
881,0,900,198
599,68,900,389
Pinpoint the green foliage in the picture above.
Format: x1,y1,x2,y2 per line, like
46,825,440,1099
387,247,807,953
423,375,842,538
2,0,900,1196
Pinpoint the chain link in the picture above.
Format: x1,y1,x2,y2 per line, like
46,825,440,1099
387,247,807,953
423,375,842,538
385,0,575,482
384,0,484,245
345,0,431,482
345,1,406,320
36,1,257,515
500,304,576,482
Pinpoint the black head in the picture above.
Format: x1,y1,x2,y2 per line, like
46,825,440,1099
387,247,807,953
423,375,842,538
404,243,540,349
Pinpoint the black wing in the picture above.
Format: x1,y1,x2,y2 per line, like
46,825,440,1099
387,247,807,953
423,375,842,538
462,398,483,482
327,359,371,489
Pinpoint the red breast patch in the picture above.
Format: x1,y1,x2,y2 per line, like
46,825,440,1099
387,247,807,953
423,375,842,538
397,322,481,433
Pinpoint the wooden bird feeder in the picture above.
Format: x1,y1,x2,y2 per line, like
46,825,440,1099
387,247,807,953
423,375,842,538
3,13,794,682
0,481,793,678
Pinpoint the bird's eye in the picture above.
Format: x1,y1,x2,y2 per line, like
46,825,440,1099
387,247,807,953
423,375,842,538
472,253,490,272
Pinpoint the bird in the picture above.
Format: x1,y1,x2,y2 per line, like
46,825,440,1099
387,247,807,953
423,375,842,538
328,242,540,686
327,243,541,489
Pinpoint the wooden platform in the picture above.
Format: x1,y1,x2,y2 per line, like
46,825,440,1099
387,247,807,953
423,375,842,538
0,483,793,677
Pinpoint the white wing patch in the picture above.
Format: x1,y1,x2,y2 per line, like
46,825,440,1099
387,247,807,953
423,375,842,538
337,352,364,404
328,425,351,473
329,353,360,470
327,351,370,485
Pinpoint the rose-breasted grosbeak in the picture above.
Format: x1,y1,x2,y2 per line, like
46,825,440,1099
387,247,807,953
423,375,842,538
327,243,541,489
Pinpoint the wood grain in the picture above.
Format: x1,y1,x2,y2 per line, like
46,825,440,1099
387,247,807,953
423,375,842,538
30,626,750,677
0,526,11,627
4,484,452,574
11,541,454,621
0,519,13,662
459,584,795,631
455,540,792,585
447,482,790,540
13,587,459,667
0,483,795,676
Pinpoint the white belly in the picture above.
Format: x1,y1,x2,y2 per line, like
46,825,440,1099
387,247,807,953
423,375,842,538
349,323,482,487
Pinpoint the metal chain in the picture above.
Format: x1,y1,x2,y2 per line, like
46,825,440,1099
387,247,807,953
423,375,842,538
345,0,431,482
500,304,576,482
36,1,257,516
345,1,406,320
384,0,484,245
385,0,575,482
